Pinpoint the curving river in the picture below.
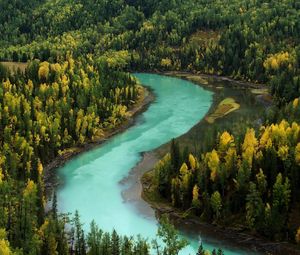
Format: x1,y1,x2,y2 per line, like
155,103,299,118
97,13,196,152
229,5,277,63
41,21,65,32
57,73,256,254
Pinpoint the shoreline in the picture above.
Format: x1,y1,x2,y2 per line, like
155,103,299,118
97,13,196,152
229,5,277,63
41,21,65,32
43,85,155,195
141,164,300,255
142,70,268,89
130,73,298,254
163,71,267,89
161,71,272,107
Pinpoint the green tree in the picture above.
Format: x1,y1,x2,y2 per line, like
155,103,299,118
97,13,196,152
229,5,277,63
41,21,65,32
210,191,222,220
154,216,188,255
74,211,86,255
245,182,264,231
87,221,102,255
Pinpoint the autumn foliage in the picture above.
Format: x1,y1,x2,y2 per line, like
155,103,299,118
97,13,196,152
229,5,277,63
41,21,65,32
154,116,300,240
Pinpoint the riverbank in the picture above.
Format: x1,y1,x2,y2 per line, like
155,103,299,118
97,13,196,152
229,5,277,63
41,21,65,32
162,71,272,106
44,85,155,195
163,71,266,89
134,73,299,255
141,164,300,255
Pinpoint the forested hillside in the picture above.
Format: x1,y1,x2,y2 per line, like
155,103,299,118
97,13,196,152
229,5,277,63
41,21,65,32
1,0,300,104
0,0,300,254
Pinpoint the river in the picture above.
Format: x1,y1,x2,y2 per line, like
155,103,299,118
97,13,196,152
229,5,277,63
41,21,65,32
57,73,257,254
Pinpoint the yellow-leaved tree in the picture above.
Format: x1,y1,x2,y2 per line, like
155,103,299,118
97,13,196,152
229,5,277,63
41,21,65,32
192,185,200,209
242,128,258,166
277,145,289,161
218,131,234,155
263,52,292,72
38,62,50,81
37,159,43,176
293,98,299,109
206,150,220,182
179,163,190,192
0,229,13,255
188,154,197,170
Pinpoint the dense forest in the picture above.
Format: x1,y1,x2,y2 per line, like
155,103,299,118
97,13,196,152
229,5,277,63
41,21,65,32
1,0,300,104
154,101,300,241
0,56,142,253
0,0,300,254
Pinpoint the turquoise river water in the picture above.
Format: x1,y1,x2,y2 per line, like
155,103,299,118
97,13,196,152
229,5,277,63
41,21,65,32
57,73,256,254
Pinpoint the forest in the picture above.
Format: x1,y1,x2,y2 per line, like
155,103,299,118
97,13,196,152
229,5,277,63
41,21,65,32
0,0,300,254
154,102,300,241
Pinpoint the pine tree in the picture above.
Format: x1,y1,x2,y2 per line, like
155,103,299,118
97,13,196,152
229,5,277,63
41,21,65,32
210,191,222,220
74,211,86,255
111,229,120,255
245,182,264,230
170,139,180,175
87,220,102,255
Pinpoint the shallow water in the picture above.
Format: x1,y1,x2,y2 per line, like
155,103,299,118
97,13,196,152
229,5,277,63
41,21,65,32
57,73,256,254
